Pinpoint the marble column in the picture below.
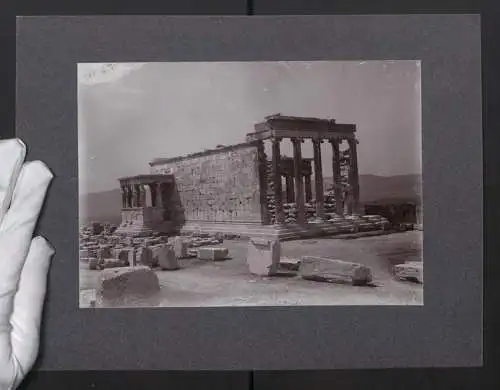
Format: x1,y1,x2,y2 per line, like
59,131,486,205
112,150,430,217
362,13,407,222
133,184,141,207
144,184,153,207
285,174,295,203
292,137,306,224
120,186,127,208
271,137,285,224
158,183,166,209
126,185,133,208
256,140,270,224
312,138,325,220
140,184,148,207
150,182,158,207
330,139,344,215
348,138,360,214
304,175,312,203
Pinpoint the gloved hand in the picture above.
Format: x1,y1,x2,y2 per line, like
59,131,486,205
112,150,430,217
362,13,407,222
0,139,54,390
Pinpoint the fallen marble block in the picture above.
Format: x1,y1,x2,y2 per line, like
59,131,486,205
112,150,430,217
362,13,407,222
101,258,128,269
157,244,179,270
246,238,280,276
97,246,112,261
96,266,160,301
299,256,372,285
88,257,100,270
114,248,131,265
279,256,301,272
172,236,189,259
394,261,424,283
197,247,229,261
138,246,156,267
79,249,89,259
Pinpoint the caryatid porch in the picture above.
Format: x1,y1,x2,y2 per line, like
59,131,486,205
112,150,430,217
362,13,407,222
246,114,360,227
115,174,176,237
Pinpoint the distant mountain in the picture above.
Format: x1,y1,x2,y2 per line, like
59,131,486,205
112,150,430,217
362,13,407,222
324,173,422,205
79,173,422,223
79,189,122,225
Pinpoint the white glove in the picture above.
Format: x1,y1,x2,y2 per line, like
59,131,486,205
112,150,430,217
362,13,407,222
0,139,54,390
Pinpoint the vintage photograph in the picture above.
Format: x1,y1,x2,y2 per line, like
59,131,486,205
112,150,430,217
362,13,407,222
78,60,423,308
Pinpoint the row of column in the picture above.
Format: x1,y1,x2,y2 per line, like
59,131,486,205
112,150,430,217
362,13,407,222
120,182,162,209
269,136,359,225
284,174,313,203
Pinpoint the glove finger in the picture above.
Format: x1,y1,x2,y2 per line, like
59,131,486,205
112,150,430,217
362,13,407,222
10,236,54,373
0,139,26,226
0,161,53,322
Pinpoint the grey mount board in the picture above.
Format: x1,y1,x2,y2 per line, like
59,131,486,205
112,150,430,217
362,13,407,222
16,15,482,370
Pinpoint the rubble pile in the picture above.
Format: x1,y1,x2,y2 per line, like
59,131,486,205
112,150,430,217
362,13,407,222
80,222,228,271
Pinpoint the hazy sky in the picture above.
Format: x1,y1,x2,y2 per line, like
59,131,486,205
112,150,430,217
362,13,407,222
78,61,421,194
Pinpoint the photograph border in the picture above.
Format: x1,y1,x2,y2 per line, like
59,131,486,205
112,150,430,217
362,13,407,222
16,14,482,370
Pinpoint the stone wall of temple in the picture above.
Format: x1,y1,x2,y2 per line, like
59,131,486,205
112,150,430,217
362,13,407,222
149,143,263,225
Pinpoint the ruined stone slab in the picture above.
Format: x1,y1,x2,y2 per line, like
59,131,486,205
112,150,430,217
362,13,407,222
91,222,104,235
114,248,131,265
299,256,372,285
79,249,89,259
137,246,156,267
101,258,128,269
97,246,112,261
394,261,424,283
157,244,179,270
88,257,99,270
173,236,189,259
197,247,229,261
96,266,160,301
279,256,301,272
246,238,280,276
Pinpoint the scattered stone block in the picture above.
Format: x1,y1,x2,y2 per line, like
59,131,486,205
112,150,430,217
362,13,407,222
102,258,128,269
91,222,104,235
246,238,280,276
157,245,179,270
394,261,423,283
197,247,229,261
96,266,160,301
299,256,372,285
137,246,155,267
173,236,189,259
279,256,301,272
97,246,112,261
88,257,99,270
79,249,89,259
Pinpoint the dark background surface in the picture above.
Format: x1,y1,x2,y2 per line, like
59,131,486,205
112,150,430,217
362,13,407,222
0,0,497,389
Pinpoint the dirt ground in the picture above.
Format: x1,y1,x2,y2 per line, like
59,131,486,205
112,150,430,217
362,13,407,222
79,230,423,308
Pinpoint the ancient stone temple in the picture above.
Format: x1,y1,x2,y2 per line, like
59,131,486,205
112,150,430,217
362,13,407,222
114,114,361,240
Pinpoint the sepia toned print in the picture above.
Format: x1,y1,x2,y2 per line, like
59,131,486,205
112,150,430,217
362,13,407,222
78,61,423,308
